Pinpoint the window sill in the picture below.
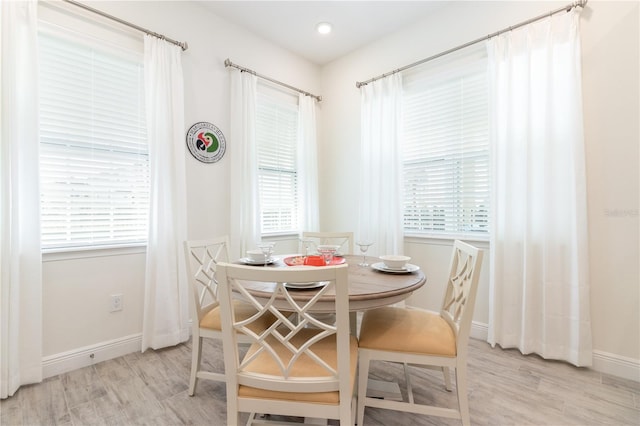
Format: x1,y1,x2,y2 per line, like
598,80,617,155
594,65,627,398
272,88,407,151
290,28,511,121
42,244,146,262
261,232,301,240
404,233,490,249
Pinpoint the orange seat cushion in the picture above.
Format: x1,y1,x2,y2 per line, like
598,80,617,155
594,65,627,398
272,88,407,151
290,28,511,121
358,306,456,357
238,329,359,404
200,301,274,334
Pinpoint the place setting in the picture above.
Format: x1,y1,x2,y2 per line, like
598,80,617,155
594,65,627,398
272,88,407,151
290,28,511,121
238,242,279,266
371,255,420,274
281,243,344,290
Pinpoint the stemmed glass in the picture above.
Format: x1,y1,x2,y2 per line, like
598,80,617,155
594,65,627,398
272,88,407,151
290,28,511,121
300,238,314,257
257,242,276,266
356,241,374,267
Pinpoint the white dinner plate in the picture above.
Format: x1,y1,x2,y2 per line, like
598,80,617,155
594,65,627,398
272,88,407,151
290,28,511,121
371,262,420,274
284,281,329,290
238,257,279,266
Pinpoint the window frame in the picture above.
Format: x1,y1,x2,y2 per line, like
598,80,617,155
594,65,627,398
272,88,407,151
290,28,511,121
401,44,490,242
38,19,149,253
255,82,301,236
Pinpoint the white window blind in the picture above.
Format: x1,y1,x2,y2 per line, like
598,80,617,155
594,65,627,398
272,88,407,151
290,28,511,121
39,31,148,250
402,45,489,237
256,87,299,234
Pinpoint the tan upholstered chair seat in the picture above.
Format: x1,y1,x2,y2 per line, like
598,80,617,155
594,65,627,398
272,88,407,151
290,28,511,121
200,301,275,333
358,306,456,357
239,329,359,404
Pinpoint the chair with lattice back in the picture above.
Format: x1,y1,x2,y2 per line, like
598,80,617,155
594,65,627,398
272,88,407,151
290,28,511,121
183,237,275,396
302,231,354,255
356,240,484,426
216,262,357,425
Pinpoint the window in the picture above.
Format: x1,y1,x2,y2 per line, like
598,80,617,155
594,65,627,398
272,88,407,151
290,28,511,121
402,45,489,238
39,30,148,250
256,85,299,234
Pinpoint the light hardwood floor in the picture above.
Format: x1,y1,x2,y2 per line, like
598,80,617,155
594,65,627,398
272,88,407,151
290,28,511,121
2,337,639,426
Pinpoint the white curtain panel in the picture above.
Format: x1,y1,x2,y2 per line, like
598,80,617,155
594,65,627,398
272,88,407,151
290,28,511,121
0,0,43,398
358,74,404,256
487,9,592,366
141,36,189,351
229,68,260,259
297,93,320,232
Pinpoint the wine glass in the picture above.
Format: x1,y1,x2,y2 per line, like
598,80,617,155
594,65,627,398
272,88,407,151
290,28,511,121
257,242,275,266
356,241,374,267
300,238,314,257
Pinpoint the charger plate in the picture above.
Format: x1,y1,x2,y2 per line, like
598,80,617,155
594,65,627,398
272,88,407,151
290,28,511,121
284,281,329,290
371,262,420,274
238,257,279,266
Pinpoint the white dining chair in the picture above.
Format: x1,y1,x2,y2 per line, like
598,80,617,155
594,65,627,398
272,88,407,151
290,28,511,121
216,262,357,425
356,240,484,426
302,231,354,255
183,237,275,396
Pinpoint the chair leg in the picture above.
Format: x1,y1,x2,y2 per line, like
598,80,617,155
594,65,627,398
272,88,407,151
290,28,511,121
351,395,357,425
403,363,414,404
356,352,370,426
226,389,240,426
455,364,470,426
188,335,202,396
442,366,452,391
339,396,351,426
245,412,258,426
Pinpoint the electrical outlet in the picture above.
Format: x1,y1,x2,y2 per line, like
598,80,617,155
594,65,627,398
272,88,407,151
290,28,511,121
110,294,123,312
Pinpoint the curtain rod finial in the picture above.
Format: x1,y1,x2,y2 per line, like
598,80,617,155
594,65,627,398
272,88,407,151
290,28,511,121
224,58,232,67
573,0,587,8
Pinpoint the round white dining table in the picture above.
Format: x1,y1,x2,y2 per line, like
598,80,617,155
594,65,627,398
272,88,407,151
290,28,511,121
236,254,427,314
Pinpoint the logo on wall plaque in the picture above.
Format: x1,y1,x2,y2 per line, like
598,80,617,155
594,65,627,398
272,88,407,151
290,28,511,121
186,122,226,163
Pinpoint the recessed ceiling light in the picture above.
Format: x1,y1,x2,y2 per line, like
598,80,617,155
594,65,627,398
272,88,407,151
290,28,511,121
316,22,332,35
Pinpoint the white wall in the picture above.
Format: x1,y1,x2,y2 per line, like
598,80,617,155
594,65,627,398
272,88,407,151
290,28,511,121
43,250,146,356
580,0,639,366
42,0,321,359
319,0,640,373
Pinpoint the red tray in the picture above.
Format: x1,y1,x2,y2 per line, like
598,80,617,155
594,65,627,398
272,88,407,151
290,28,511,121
283,255,346,267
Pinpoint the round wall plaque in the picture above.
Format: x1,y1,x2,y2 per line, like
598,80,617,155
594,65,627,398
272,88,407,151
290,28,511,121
186,122,226,163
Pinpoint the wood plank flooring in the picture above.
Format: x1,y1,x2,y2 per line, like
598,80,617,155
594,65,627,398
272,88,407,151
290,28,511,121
2,337,639,425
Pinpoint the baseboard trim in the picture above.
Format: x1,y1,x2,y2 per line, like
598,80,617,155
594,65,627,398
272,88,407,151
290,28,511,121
42,333,142,379
42,324,640,384
469,320,639,382
592,350,640,382
470,320,489,341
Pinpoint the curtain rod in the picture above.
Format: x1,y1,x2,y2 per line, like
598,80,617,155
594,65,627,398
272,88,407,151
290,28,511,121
356,0,587,88
61,0,188,51
224,59,322,102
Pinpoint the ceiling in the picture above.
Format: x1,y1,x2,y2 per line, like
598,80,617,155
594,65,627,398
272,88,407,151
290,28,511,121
199,1,446,65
